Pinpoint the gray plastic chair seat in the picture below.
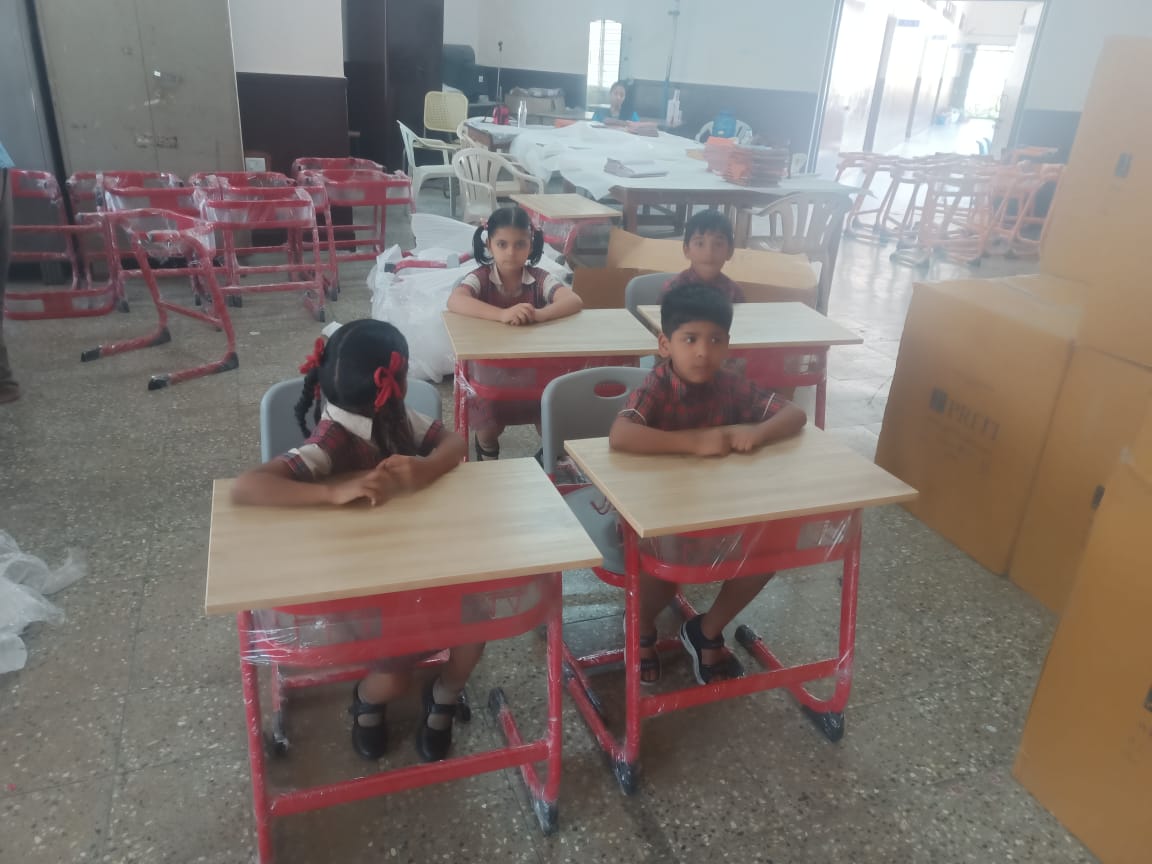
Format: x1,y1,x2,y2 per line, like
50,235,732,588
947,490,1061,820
564,486,625,575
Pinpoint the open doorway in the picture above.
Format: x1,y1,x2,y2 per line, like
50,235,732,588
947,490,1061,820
814,0,1045,175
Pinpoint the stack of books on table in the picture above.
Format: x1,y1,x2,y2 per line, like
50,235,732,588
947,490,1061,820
721,145,789,186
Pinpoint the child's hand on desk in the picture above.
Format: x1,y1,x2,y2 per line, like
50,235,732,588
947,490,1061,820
727,425,763,453
500,303,537,326
379,454,433,492
694,427,731,457
328,466,399,507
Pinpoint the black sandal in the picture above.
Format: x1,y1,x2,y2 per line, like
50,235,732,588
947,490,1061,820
474,435,499,461
348,682,388,760
680,615,745,686
416,676,458,763
639,630,661,685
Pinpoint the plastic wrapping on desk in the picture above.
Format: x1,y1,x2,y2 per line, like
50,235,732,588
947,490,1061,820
237,573,557,669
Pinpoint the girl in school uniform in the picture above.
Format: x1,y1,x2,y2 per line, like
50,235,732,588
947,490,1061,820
447,205,583,459
231,319,475,763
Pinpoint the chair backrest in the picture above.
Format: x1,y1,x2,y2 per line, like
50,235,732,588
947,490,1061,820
424,91,469,135
696,119,754,144
540,367,651,474
259,376,443,462
624,272,674,324
452,148,501,223
456,120,481,148
397,121,418,175
753,191,850,263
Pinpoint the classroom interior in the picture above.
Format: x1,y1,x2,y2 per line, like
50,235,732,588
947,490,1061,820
1,1,1150,863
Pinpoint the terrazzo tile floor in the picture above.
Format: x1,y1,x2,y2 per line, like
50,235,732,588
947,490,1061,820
0,191,1095,863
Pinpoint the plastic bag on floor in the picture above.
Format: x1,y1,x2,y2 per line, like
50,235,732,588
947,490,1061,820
0,532,87,674
370,261,473,382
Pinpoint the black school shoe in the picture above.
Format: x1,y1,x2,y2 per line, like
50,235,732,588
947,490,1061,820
348,682,388,760
415,676,458,763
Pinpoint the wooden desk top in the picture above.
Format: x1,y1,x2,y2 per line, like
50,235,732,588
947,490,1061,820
564,430,917,538
636,302,862,348
511,193,620,221
204,459,601,614
443,308,656,360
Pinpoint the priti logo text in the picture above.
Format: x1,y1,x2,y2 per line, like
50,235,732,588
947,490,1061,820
929,388,1000,442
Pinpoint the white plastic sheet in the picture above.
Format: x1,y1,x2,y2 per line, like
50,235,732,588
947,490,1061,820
0,532,86,674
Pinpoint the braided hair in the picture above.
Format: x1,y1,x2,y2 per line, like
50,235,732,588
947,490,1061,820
295,319,417,455
471,205,545,266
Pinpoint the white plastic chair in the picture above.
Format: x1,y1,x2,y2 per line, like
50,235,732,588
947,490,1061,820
540,367,650,575
397,121,457,202
743,191,851,314
260,376,442,462
452,148,544,225
696,119,754,144
424,91,469,137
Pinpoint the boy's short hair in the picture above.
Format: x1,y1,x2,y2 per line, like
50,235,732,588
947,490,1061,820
683,209,735,249
661,283,734,336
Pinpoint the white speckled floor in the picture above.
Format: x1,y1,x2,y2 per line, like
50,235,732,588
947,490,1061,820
0,191,1095,863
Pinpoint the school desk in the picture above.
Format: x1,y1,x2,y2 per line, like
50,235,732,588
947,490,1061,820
636,302,862,428
562,431,916,793
510,192,620,258
205,459,601,863
442,309,656,452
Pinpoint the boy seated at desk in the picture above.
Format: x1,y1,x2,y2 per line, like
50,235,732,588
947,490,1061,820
663,210,744,303
609,284,807,685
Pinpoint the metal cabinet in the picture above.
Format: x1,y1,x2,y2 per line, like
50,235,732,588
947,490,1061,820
34,0,243,175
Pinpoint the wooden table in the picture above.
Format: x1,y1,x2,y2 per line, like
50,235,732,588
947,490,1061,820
465,121,551,152
443,309,657,451
206,459,601,859
511,192,621,258
637,302,862,428
606,176,855,234
562,432,917,792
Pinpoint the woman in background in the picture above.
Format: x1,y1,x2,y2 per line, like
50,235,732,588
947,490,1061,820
592,80,639,123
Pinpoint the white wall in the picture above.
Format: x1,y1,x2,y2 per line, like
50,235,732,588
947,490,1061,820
475,0,837,92
229,0,344,77
444,0,480,49
1024,0,1152,111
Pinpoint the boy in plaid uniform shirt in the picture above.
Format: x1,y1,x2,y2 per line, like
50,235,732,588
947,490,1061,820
610,284,807,685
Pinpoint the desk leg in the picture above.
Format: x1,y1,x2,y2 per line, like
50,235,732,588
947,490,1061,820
622,200,640,233
816,359,828,430
453,360,470,450
619,528,644,793
238,611,275,864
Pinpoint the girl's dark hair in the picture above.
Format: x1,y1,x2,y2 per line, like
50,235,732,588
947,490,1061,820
471,206,545,266
294,319,416,455
610,80,635,120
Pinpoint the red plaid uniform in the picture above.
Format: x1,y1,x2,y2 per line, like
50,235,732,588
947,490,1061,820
662,269,746,303
278,404,443,480
459,264,565,430
618,362,781,431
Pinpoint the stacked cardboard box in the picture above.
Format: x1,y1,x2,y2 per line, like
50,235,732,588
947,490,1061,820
878,38,1152,591
876,37,1152,862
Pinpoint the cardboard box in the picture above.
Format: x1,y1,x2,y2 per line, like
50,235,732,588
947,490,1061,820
1039,37,1152,369
875,278,1080,573
1010,348,1152,612
572,229,819,309
1041,37,1152,288
1130,404,1152,475
505,88,565,121
1013,459,1152,864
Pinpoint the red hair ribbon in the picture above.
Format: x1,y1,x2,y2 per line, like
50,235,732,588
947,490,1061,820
298,337,325,375
373,351,406,411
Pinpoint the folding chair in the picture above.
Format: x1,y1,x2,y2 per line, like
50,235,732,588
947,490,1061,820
623,272,672,327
